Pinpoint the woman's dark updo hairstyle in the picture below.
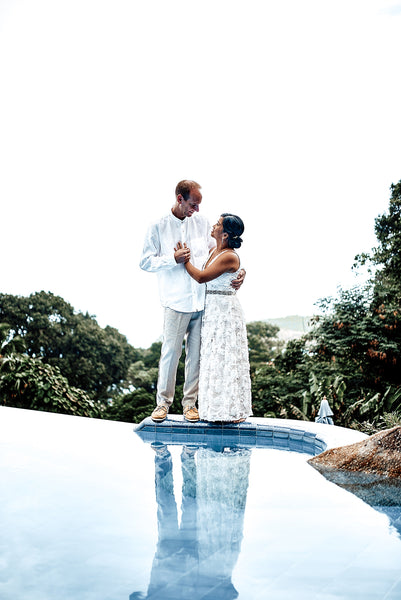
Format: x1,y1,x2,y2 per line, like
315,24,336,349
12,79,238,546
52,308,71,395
221,213,244,249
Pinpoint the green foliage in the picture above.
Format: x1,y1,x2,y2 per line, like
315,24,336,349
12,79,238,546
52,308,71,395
247,322,304,419
351,181,401,386
356,411,401,435
0,323,25,356
250,181,401,426
127,361,159,393
281,180,401,426
246,321,281,368
0,291,137,402
310,288,381,389
0,354,100,417
343,385,401,428
251,338,311,419
299,373,346,421
371,180,401,292
102,340,187,423
105,389,155,424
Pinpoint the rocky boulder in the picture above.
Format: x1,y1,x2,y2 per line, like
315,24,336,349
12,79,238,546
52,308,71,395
308,427,401,532
308,426,401,479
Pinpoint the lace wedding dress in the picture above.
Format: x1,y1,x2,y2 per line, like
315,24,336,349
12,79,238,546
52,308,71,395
198,254,252,422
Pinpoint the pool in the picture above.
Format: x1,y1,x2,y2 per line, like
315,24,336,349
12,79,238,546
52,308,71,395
1,407,400,599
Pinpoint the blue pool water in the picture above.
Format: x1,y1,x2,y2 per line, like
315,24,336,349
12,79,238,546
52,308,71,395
0,407,400,599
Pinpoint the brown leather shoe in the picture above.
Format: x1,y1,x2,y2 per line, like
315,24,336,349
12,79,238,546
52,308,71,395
183,406,200,422
151,406,168,422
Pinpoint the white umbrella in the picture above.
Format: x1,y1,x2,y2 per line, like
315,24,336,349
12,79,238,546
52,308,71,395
315,396,334,425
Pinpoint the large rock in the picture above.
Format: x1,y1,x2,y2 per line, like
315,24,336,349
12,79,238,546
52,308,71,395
308,426,401,478
308,427,401,535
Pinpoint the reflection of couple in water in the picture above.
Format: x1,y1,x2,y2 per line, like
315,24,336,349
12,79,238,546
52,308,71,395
131,443,252,600
140,179,252,425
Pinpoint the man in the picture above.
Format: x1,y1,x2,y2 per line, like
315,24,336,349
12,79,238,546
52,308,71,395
139,180,244,422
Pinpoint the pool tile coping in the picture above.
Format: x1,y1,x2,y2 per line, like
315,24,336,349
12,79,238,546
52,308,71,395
134,414,367,454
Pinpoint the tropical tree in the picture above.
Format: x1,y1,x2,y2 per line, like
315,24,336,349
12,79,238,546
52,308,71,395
295,180,401,428
360,180,401,296
0,354,100,417
0,291,137,402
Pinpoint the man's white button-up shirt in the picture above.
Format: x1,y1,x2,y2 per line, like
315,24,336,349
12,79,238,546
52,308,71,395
139,211,215,313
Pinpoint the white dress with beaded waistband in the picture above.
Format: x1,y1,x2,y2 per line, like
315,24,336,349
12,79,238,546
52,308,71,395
198,253,253,422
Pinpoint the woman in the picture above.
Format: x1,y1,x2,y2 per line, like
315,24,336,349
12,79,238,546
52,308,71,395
178,213,252,423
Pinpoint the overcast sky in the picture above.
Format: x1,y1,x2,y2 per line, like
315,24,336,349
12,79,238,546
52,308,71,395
1,0,401,348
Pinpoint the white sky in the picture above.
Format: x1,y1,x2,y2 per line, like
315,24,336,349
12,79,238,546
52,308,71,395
1,0,401,348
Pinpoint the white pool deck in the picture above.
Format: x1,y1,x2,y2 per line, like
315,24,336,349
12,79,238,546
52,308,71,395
249,414,368,448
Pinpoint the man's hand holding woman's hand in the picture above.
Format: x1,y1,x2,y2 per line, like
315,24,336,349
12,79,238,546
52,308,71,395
174,241,191,264
231,268,246,290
